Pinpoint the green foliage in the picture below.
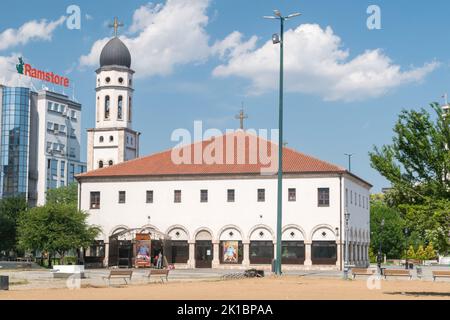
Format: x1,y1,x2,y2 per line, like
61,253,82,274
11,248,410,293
370,200,406,259
424,242,437,260
406,245,415,259
415,245,426,261
46,183,78,208
368,246,377,263
17,204,100,265
369,103,450,255
0,197,28,252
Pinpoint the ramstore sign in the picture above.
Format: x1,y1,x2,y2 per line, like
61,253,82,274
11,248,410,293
16,57,70,88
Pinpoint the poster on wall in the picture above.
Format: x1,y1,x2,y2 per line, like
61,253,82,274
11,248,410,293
222,241,238,263
135,233,151,268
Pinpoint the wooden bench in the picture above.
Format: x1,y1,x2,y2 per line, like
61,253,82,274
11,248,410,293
351,268,377,279
103,269,133,286
383,269,412,280
432,270,450,281
147,269,170,283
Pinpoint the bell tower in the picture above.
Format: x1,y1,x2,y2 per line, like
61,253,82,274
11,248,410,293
87,17,140,171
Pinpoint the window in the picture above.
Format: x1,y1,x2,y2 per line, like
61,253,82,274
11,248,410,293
128,97,132,121
108,160,113,166
117,96,123,120
318,188,330,207
288,188,296,202
99,161,104,168
200,190,208,203
118,191,126,204
104,96,110,119
109,136,114,142
90,192,100,209
345,188,348,207
71,110,76,119
350,190,353,204
171,241,189,263
118,77,124,84
174,190,181,203
60,161,65,178
146,190,153,203
249,241,273,264
99,136,104,143
311,241,337,265
257,189,265,202
227,189,235,202
359,194,361,207
105,77,111,83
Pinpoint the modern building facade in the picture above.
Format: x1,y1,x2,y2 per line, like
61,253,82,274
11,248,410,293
86,36,140,171
0,85,86,206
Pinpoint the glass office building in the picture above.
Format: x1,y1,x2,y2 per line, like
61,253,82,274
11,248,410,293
0,87,30,198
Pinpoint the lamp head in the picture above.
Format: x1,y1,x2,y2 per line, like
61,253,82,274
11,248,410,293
272,33,280,44
274,9,281,17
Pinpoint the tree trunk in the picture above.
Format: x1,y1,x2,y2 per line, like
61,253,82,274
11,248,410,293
48,252,52,268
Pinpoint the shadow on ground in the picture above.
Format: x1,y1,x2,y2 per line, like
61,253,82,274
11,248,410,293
385,291,450,298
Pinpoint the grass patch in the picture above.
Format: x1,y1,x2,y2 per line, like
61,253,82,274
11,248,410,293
10,279,29,286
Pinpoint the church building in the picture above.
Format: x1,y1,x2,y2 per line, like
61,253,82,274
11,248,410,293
77,24,371,271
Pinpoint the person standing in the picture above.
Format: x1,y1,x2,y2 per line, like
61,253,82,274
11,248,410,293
157,251,163,269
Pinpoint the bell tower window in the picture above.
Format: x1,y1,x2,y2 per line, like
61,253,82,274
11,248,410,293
118,96,123,120
99,161,104,168
104,96,110,120
128,97,132,122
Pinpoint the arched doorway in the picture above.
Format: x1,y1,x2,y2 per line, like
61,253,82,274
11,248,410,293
311,227,337,265
195,230,213,268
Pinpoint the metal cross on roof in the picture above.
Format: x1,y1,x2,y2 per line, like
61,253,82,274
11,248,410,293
235,103,248,130
109,17,124,37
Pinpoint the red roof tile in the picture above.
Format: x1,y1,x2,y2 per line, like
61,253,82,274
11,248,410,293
78,131,346,178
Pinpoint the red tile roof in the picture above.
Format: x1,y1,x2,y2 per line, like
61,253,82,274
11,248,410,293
77,131,348,179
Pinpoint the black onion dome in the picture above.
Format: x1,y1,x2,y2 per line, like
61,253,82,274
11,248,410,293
99,37,131,68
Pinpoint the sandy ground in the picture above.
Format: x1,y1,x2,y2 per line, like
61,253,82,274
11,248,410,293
1,276,450,300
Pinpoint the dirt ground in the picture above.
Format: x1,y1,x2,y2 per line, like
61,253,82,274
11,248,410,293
1,276,449,300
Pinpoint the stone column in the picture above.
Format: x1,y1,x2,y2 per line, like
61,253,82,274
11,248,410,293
304,241,312,266
242,241,250,267
212,240,220,268
187,241,196,269
349,243,353,265
104,242,109,267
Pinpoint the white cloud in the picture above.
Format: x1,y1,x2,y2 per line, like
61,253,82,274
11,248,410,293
0,54,32,87
0,16,66,51
213,24,439,101
80,0,211,78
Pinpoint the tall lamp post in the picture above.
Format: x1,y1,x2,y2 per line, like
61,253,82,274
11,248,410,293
377,218,385,274
344,210,350,280
264,9,301,276
404,227,409,270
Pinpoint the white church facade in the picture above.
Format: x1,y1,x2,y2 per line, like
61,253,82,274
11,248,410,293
77,27,371,271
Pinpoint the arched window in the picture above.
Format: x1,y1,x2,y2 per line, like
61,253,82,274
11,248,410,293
109,136,114,142
104,96,110,119
99,136,104,143
128,97,132,122
96,96,100,122
108,160,113,166
117,96,123,120
99,160,104,168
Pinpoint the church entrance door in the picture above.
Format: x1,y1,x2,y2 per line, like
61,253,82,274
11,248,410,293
195,240,213,268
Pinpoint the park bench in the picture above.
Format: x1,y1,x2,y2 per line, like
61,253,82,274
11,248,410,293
351,268,376,279
103,269,133,286
383,269,412,280
146,269,170,283
432,270,450,281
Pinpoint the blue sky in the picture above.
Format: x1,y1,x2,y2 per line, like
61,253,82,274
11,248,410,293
1,0,449,192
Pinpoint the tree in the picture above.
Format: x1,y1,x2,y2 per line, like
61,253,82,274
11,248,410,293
415,245,426,261
369,103,450,254
406,245,415,260
0,197,28,254
370,200,406,259
370,103,450,203
17,204,100,266
46,183,78,208
424,242,437,260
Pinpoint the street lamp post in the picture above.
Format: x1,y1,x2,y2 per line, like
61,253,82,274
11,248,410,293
377,218,385,274
404,227,409,270
344,210,350,280
264,10,301,276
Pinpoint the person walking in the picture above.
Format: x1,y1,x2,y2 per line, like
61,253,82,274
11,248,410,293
157,251,163,269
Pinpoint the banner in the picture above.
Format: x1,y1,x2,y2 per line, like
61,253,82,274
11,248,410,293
135,233,151,267
222,241,238,263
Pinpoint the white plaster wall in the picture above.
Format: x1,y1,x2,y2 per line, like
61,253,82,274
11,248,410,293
80,176,348,243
